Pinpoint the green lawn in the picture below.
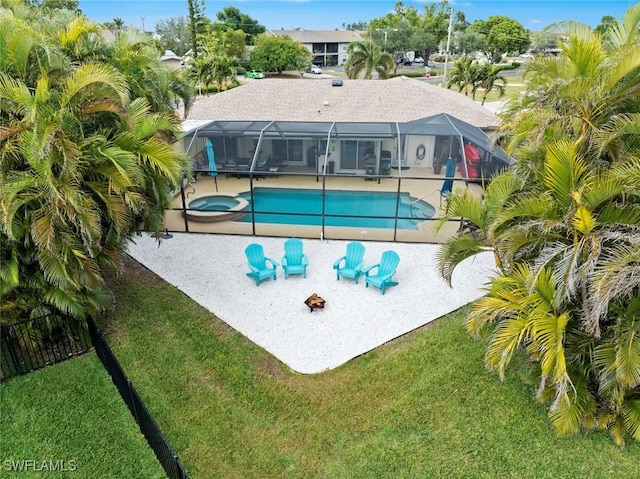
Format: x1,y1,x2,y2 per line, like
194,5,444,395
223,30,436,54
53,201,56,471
476,74,526,103
95,256,640,478
1,353,165,479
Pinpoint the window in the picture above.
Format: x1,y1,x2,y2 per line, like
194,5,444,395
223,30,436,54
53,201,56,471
273,139,303,163
325,55,339,66
340,140,376,170
210,137,237,161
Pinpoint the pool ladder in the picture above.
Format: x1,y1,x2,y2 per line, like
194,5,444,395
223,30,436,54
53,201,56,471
185,181,196,199
410,189,438,217
411,189,438,205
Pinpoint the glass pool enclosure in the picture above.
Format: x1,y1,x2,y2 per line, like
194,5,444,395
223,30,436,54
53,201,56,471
168,114,512,243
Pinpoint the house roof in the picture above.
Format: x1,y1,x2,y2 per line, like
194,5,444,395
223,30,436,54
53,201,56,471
185,77,500,129
160,50,181,61
267,30,364,43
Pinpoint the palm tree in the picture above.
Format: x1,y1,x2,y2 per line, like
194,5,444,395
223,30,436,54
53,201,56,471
99,29,195,116
478,64,507,105
1,62,188,318
344,40,394,79
436,137,640,445
190,55,214,95
434,173,523,284
501,5,640,164
467,263,640,446
446,56,482,96
437,10,640,446
210,54,239,91
111,17,125,33
1,4,190,321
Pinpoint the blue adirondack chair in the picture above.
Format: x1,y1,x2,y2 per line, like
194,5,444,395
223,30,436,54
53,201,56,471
363,250,400,295
281,238,309,278
332,241,365,283
245,243,278,286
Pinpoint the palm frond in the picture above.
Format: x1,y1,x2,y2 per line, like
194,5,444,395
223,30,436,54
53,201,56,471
547,372,591,436
623,399,640,441
435,234,490,286
587,244,640,326
543,140,590,209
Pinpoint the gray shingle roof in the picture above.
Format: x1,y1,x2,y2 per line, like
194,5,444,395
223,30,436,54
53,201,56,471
186,77,500,129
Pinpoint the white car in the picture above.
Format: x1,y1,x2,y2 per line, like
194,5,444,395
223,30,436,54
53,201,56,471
310,65,322,74
414,57,424,64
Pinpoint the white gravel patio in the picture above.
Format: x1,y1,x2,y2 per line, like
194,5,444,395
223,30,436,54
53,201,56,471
126,233,495,374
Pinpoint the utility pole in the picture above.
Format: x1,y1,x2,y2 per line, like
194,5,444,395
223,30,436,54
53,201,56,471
442,9,454,87
375,28,399,52
141,17,145,32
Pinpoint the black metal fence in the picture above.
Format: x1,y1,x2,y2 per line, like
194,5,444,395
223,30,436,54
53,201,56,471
2,315,189,479
1,315,92,381
88,319,190,479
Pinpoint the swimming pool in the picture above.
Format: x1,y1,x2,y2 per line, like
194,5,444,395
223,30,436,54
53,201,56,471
184,194,249,223
238,188,435,229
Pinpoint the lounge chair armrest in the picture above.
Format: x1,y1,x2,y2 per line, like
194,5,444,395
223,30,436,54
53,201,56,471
362,263,380,276
380,272,395,281
265,257,279,268
332,256,346,269
248,264,260,273
302,255,309,265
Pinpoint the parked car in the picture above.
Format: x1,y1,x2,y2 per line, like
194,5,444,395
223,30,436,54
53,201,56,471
396,57,412,66
310,65,322,74
245,69,265,79
413,57,424,64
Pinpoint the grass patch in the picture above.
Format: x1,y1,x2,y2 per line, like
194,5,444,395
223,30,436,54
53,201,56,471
98,255,640,478
476,74,526,103
1,353,165,478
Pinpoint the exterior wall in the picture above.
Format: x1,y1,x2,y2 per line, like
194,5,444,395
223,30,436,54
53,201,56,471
404,136,436,169
161,58,182,70
303,42,351,66
268,30,364,67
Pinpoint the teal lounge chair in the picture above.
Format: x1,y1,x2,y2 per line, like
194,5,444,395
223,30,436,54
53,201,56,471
281,238,309,278
332,241,365,283
245,243,278,286
363,250,400,295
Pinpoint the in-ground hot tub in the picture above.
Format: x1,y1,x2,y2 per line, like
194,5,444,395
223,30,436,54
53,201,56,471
184,193,249,223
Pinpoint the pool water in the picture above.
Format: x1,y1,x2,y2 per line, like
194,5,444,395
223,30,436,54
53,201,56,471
239,188,435,229
189,196,239,211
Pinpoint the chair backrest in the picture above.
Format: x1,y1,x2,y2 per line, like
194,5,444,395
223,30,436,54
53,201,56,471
284,238,304,265
378,250,400,276
245,243,266,269
344,241,365,268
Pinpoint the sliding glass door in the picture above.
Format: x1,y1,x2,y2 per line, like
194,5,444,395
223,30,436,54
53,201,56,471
339,140,376,173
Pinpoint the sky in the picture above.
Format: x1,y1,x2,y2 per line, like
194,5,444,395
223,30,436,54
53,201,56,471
78,0,636,32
